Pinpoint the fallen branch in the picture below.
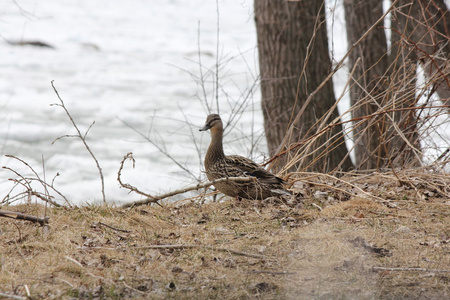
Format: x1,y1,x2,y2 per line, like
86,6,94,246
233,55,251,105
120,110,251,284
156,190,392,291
372,266,450,273
136,244,266,259
0,210,49,226
118,152,253,208
91,221,131,233
82,244,267,259
245,270,296,275
0,292,27,300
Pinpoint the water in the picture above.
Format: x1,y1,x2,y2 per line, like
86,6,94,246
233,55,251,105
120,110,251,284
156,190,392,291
0,0,265,205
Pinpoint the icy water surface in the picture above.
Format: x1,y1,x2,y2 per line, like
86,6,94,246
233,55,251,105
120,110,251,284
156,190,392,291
0,0,264,205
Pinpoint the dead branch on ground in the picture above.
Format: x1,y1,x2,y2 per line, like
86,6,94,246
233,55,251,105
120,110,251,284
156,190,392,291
91,222,132,233
0,292,27,300
136,244,266,259
0,210,49,226
372,266,450,273
80,244,266,259
245,270,297,275
118,152,253,208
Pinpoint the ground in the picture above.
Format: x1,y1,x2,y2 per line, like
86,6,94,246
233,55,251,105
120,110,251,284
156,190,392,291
0,172,449,299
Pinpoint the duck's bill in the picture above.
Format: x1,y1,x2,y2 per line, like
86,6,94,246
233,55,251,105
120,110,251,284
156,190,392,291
199,124,211,131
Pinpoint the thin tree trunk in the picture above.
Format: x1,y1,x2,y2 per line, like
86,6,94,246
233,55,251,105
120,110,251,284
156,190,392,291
388,0,422,167
403,0,450,107
344,0,390,169
255,0,353,173
345,0,422,168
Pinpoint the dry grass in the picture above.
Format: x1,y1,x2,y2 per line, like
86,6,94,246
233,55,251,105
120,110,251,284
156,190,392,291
0,173,449,299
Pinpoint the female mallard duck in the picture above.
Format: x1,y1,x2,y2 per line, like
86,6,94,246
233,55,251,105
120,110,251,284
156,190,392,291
199,114,291,200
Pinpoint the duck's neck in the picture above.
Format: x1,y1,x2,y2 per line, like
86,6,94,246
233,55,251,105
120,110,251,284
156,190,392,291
205,127,225,167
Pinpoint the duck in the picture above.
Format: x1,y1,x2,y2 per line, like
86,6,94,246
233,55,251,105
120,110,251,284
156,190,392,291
199,114,291,200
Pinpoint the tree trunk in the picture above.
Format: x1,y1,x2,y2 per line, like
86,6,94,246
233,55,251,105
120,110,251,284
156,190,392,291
254,0,353,173
387,0,422,167
402,0,450,108
344,0,390,169
344,0,422,169
388,0,450,165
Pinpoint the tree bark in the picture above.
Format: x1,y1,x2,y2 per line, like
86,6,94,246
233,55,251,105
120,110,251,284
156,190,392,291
344,0,422,169
387,0,422,167
344,0,390,169
400,0,450,107
254,0,353,173
389,0,450,165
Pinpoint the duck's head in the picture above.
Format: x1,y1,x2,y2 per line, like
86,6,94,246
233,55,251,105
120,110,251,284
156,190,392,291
199,114,223,132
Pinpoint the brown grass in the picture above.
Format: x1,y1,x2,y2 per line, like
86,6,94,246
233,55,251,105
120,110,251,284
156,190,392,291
0,173,449,299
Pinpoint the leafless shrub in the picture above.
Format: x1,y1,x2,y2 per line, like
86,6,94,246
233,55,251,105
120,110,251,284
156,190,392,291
119,17,263,203
267,0,450,179
1,155,69,207
50,80,106,203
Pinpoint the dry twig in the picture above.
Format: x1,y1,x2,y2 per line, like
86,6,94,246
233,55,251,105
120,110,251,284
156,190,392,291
81,244,267,259
0,210,49,226
0,292,27,300
51,80,106,203
292,171,396,206
245,270,296,275
137,244,266,259
372,266,450,273
91,222,131,233
2,155,66,207
118,152,253,208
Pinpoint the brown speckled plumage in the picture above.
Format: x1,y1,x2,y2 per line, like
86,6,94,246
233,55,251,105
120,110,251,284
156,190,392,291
199,114,291,199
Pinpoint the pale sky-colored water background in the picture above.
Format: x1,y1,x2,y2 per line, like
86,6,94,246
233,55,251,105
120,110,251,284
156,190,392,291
0,0,274,205
0,0,447,206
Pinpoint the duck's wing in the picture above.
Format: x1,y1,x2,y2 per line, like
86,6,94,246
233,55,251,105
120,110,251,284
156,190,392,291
225,155,285,184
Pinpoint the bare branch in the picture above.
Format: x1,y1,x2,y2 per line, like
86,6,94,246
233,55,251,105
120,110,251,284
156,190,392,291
51,134,79,144
117,152,162,207
51,81,106,203
214,0,220,113
120,118,200,181
270,0,401,168
2,155,67,207
265,104,450,167
118,153,253,208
